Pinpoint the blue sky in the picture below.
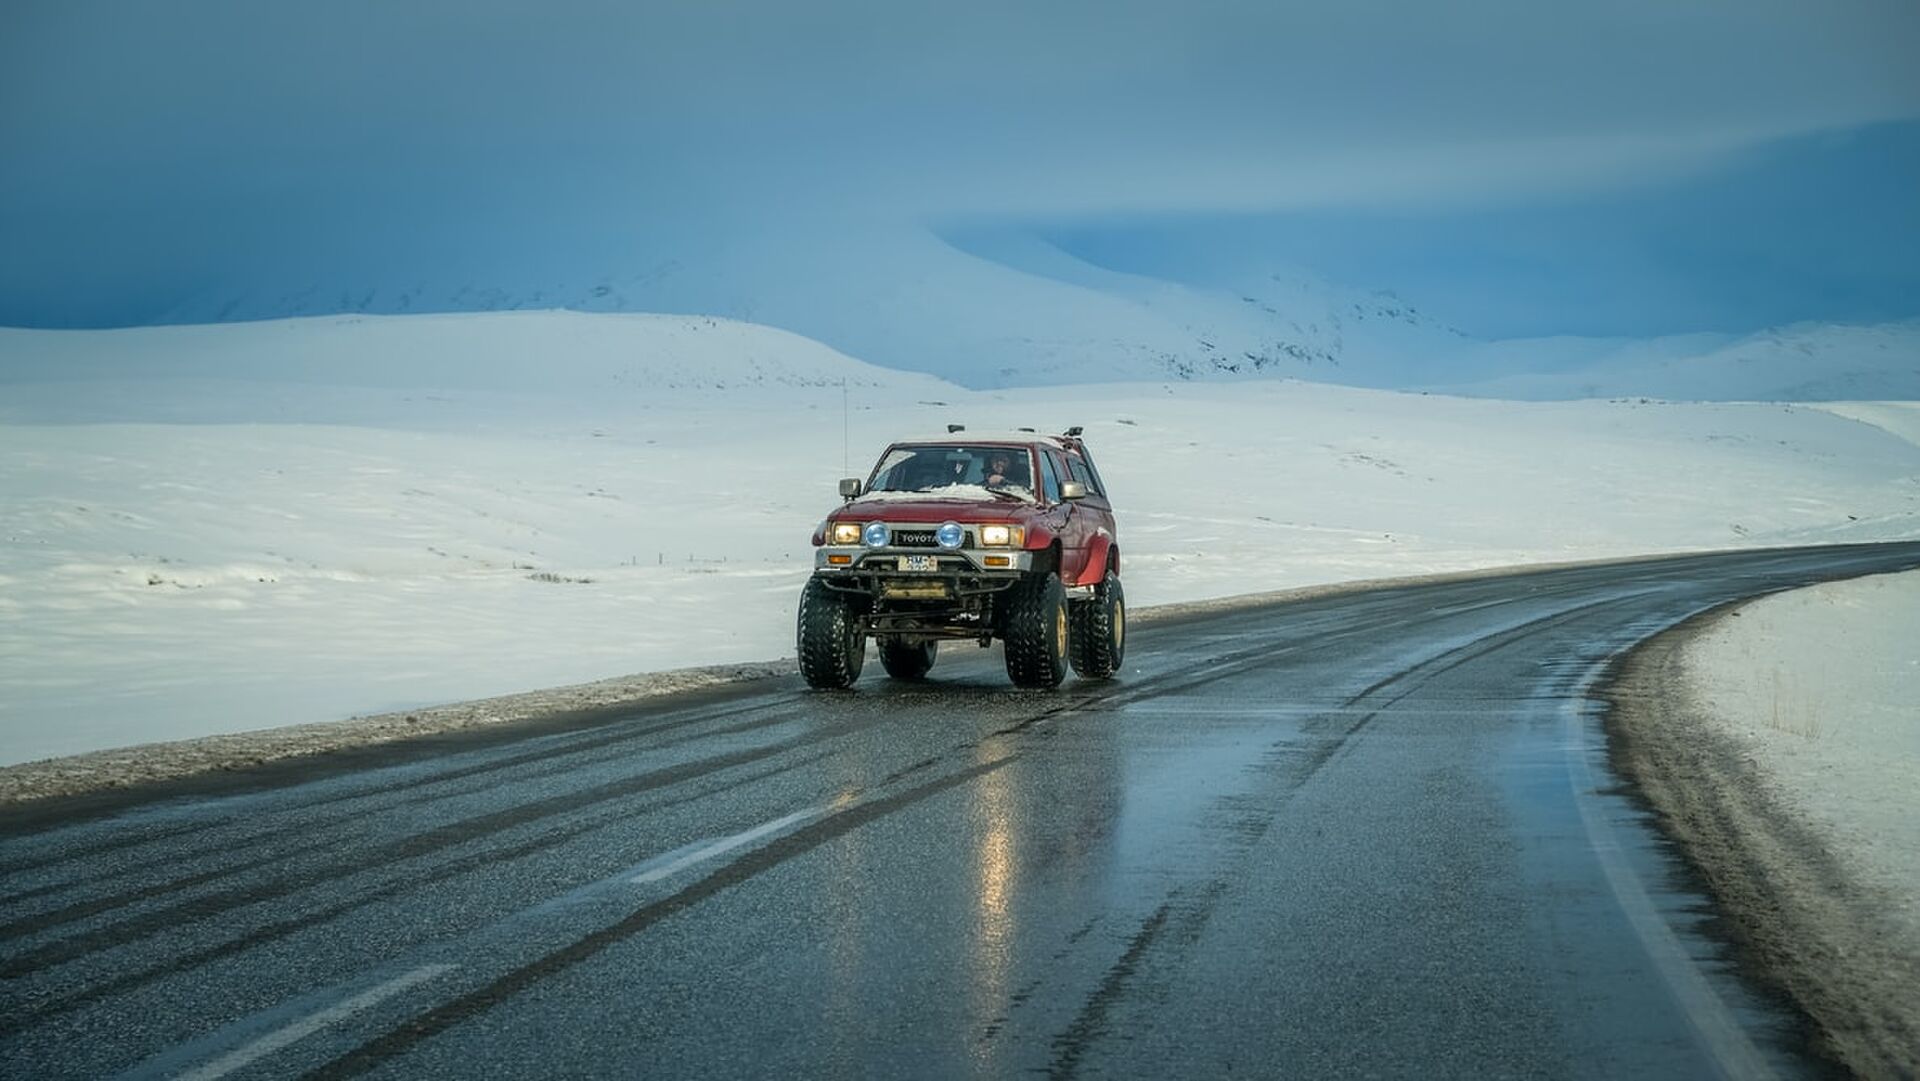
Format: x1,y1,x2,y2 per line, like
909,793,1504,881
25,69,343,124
3,1,1917,335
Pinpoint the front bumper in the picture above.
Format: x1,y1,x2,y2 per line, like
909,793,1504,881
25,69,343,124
815,546,1032,573
812,546,1032,601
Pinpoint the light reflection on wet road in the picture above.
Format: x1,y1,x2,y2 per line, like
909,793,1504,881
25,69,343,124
4,542,1919,1080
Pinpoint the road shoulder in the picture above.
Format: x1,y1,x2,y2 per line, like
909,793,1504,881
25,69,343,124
0,661,798,812
1604,586,1920,1078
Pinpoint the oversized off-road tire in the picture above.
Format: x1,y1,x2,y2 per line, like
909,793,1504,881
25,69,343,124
1003,571,1069,689
878,636,937,681
797,577,865,689
1069,571,1126,679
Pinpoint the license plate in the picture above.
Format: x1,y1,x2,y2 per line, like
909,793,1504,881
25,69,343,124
898,554,939,572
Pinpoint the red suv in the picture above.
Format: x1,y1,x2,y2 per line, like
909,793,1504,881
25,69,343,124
799,427,1124,689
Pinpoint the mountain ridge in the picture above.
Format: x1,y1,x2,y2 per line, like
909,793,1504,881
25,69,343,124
9,222,1914,401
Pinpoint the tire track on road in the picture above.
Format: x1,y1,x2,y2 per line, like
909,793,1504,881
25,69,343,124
0,698,820,933
299,754,1020,1080
0,713,889,977
0,749,839,1031
0,696,795,884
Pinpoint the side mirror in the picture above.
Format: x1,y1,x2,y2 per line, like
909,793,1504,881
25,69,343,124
838,478,863,501
1060,481,1087,501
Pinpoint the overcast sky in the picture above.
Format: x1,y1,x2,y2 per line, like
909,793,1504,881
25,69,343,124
3,1,1918,330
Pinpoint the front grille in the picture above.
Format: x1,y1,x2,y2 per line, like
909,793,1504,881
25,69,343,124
891,529,974,548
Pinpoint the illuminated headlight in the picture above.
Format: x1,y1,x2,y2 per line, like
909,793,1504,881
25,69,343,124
979,524,1025,547
862,521,890,547
830,522,862,545
936,521,964,549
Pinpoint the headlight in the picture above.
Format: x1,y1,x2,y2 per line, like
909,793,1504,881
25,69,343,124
830,522,862,545
979,524,1025,547
936,521,964,549
862,521,890,547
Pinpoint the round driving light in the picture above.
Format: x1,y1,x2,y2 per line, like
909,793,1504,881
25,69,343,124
862,521,890,547
936,521,964,549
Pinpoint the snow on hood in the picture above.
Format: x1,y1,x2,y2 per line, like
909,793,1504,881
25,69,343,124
854,483,1037,505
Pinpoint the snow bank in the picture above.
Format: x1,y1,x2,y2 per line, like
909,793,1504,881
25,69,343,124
1679,570,1920,946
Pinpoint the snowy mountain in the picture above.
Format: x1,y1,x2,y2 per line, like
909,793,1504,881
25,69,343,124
1442,321,1920,402
27,218,1916,402
0,311,958,425
131,221,1473,391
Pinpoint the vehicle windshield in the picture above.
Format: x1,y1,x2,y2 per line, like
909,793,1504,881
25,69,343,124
868,444,1037,502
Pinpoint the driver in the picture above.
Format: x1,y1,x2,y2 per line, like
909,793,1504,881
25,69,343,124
983,450,1028,489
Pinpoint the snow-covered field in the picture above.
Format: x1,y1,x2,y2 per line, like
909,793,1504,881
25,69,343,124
1681,569,1920,947
3,312,1918,766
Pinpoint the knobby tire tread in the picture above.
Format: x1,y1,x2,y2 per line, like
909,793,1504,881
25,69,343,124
798,578,864,688
1069,573,1125,679
1004,572,1068,689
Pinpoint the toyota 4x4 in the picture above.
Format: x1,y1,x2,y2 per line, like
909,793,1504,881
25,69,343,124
798,427,1124,689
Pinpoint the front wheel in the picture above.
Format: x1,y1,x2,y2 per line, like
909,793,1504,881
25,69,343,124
1069,571,1126,679
1003,572,1069,689
797,578,865,689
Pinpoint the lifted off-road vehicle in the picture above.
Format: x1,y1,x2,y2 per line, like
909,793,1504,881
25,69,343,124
798,427,1124,689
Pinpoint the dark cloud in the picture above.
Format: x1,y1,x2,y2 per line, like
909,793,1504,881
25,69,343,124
1048,122,1920,338
9,1,1918,208
3,1,1917,327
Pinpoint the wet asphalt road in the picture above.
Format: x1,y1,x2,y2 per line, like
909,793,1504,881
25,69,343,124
5,542,1920,1080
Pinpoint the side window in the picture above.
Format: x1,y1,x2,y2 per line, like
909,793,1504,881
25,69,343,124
1065,456,1103,498
1076,448,1109,499
1037,450,1063,503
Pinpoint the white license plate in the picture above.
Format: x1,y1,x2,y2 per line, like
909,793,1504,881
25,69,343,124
898,554,939,572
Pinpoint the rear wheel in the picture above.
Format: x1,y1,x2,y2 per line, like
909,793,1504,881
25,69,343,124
879,636,937,681
1003,572,1069,689
1069,571,1126,679
797,577,865,689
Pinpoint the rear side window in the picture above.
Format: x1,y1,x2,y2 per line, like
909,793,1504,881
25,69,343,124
1065,455,1103,498
1037,450,1063,502
1076,447,1109,499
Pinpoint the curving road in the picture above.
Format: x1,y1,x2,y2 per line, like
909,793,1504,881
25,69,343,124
5,542,1920,1080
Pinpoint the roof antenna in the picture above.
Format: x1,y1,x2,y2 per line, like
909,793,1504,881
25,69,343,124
1064,426,1083,437
947,423,966,433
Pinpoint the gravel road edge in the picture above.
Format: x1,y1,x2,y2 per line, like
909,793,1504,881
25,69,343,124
0,661,800,807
